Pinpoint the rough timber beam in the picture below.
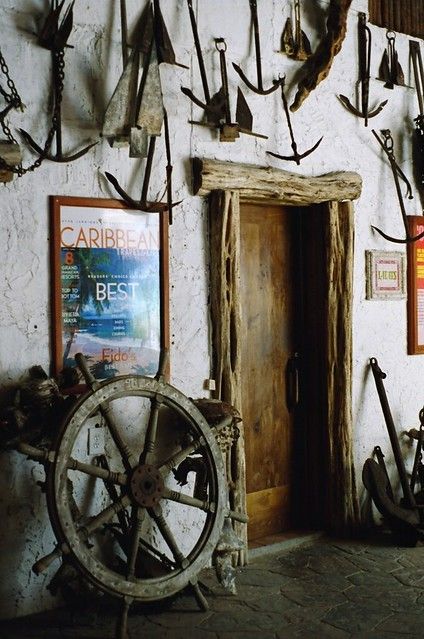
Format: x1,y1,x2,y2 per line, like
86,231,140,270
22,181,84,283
192,157,362,205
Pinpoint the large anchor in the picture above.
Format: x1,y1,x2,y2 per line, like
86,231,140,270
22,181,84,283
371,129,423,244
182,35,266,142
19,0,97,163
232,0,284,96
339,12,387,126
267,79,322,165
104,0,181,221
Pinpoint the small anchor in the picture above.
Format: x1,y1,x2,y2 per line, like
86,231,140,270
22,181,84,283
19,0,97,163
280,0,312,62
267,79,322,165
339,12,387,127
378,30,405,89
371,129,423,244
105,109,180,223
232,0,284,96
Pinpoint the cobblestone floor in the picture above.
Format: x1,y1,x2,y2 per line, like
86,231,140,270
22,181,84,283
1,535,424,638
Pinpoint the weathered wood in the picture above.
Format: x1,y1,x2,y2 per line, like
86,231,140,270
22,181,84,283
193,158,362,204
0,141,22,182
325,200,359,532
290,0,352,112
209,190,247,566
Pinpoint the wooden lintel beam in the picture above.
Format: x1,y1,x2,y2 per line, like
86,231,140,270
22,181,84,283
192,157,362,205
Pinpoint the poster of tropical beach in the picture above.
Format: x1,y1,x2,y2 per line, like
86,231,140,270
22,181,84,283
58,203,163,380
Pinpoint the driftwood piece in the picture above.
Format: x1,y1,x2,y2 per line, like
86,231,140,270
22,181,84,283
209,190,247,566
193,157,362,204
290,0,352,112
0,141,22,182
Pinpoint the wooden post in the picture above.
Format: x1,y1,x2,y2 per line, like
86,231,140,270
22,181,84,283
0,141,22,183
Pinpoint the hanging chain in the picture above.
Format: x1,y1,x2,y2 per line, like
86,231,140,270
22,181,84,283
0,45,63,177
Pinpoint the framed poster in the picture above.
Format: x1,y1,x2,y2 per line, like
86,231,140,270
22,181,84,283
407,216,424,355
50,196,169,379
365,250,406,300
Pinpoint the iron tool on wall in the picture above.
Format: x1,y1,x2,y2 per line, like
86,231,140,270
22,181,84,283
378,31,405,89
233,0,284,95
267,79,322,165
104,1,181,220
182,36,267,142
280,0,312,61
371,129,423,244
339,12,387,126
19,1,97,163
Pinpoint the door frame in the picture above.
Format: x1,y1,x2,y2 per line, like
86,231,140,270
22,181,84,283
193,158,362,565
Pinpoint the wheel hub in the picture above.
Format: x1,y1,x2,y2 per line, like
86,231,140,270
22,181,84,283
130,464,164,508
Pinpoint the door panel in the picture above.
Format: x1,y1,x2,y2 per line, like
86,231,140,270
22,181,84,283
240,203,298,541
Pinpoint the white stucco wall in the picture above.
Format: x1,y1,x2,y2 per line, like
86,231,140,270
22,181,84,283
0,0,423,619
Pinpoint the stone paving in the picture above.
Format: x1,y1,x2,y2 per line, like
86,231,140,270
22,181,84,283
1,535,424,638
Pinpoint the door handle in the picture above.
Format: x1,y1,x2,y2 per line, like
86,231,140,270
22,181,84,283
286,352,300,411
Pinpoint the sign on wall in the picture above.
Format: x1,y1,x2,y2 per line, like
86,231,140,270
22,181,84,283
50,196,169,379
407,216,424,355
365,250,406,301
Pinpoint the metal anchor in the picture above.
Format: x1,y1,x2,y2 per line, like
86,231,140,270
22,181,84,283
233,0,284,95
267,79,322,165
105,109,180,223
371,129,423,244
378,30,405,89
182,36,267,142
410,40,424,200
19,0,97,163
280,0,312,62
339,12,387,126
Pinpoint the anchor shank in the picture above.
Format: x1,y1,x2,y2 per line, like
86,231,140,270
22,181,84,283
141,136,156,204
249,0,263,91
120,0,129,69
216,40,231,124
187,0,210,104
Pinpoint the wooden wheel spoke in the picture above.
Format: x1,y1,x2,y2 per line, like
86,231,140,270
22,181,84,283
139,395,163,465
162,487,215,514
127,508,145,579
148,505,187,567
79,494,131,538
67,456,127,486
100,403,138,471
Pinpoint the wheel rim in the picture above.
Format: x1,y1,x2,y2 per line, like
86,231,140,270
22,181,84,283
47,375,226,601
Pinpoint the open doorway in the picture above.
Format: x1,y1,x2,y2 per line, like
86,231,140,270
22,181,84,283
240,202,329,542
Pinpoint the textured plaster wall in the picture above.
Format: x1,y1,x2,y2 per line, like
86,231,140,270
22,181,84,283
0,0,423,619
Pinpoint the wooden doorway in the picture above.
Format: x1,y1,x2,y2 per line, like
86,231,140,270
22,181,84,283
240,202,327,541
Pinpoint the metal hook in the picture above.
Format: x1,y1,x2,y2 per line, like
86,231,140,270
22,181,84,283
233,0,284,95
267,79,322,165
339,13,387,126
371,129,423,244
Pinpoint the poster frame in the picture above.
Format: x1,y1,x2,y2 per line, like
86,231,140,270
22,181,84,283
50,195,169,378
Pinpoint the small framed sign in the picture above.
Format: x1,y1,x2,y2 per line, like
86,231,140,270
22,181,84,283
50,196,169,379
365,250,406,300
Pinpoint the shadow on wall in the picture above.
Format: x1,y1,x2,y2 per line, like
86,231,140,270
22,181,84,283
0,450,59,619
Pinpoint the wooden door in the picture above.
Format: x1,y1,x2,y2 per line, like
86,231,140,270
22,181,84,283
240,203,299,541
